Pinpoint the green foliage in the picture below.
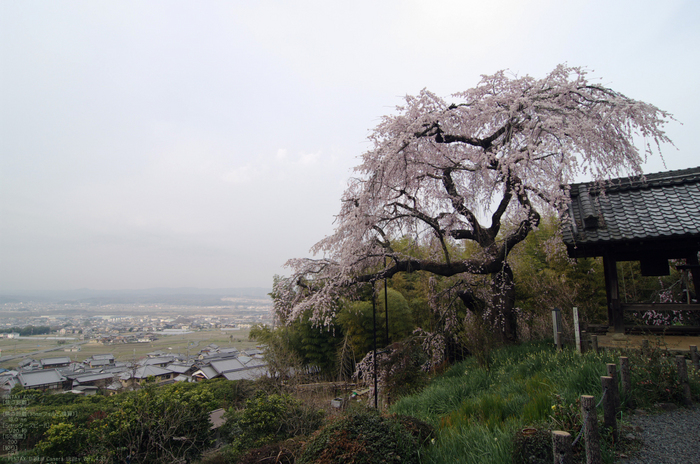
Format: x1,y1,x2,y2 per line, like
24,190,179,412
225,391,325,451
32,422,89,460
337,300,374,357
512,427,552,464
511,216,697,333
620,261,700,326
250,324,304,380
617,260,685,304
3,379,257,463
458,312,496,369
9,385,43,404
423,422,513,464
337,288,415,358
628,342,700,406
100,382,216,463
294,315,344,378
251,318,344,380
195,446,240,464
2,389,113,454
385,249,434,332
391,339,700,464
236,438,304,464
510,216,607,327
0,325,51,336
200,378,255,409
380,337,430,402
391,414,435,447
389,344,576,459
298,409,421,464
548,394,581,434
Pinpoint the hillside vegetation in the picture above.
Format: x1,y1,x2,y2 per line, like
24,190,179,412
2,339,698,463
391,340,700,463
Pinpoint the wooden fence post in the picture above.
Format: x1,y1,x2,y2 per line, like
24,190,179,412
675,355,692,406
552,431,572,464
601,376,618,442
591,335,599,354
556,331,563,351
641,339,650,354
580,395,602,464
581,330,587,354
619,356,632,408
690,345,699,371
573,307,582,353
552,308,562,346
606,363,620,413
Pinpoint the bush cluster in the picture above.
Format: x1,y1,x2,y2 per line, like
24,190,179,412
223,390,325,452
298,409,427,464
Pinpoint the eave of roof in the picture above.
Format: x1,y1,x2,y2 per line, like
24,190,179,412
18,369,67,387
563,166,700,259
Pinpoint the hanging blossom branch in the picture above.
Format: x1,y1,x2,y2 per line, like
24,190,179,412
275,64,674,338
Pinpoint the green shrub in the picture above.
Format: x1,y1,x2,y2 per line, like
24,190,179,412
391,414,435,446
100,383,215,464
628,345,700,407
225,391,325,451
379,338,430,403
32,422,89,460
202,378,255,409
299,409,420,464
512,427,552,464
237,438,305,464
195,445,241,464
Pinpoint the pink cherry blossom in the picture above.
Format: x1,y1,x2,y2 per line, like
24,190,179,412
275,65,673,341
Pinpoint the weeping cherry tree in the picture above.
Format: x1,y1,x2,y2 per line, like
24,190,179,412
274,64,673,344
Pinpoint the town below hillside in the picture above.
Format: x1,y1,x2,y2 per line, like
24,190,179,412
0,295,276,400
0,292,274,371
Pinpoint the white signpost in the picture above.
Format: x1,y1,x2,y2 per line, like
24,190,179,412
573,307,581,353
552,308,562,348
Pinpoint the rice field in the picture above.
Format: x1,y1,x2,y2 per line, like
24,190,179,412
0,328,257,369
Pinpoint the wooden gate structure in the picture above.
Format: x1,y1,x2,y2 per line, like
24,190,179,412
562,166,700,333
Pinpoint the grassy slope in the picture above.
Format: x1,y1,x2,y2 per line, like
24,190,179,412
390,340,700,464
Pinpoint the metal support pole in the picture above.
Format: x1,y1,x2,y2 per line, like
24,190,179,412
372,287,378,409
384,256,389,346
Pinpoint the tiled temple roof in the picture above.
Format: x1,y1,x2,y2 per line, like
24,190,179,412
563,166,700,259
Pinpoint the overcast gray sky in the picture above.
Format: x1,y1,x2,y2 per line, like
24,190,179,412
1,0,698,292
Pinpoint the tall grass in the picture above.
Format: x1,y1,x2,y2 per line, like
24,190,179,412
390,340,698,464
426,422,514,464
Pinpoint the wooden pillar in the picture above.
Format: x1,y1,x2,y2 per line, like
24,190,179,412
606,363,620,413
603,254,623,333
552,431,572,464
676,355,692,406
691,346,699,371
687,253,700,300
581,395,602,464
641,339,650,355
619,357,632,407
601,376,618,442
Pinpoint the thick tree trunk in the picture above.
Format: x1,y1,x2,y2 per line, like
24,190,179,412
492,263,517,343
457,263,518,344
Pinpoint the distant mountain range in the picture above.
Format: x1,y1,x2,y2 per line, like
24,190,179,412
0,287,272,305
